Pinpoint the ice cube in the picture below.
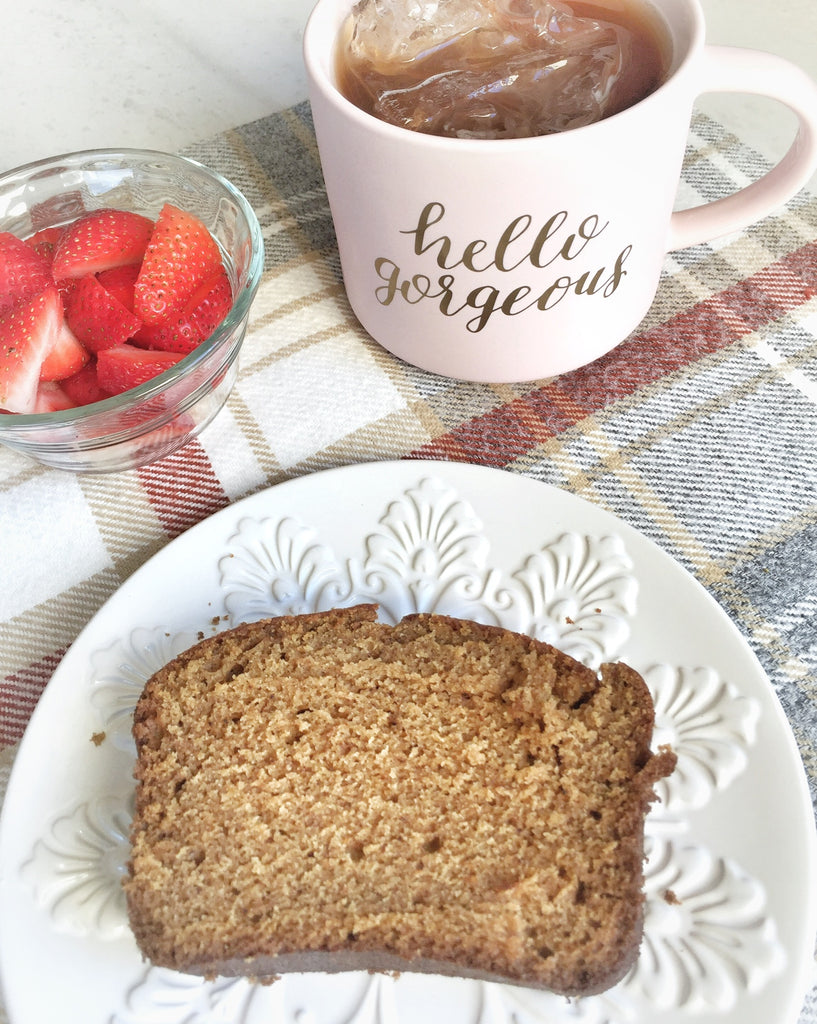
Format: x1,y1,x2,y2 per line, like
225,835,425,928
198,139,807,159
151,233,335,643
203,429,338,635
348,0,494,66
343,0,657,139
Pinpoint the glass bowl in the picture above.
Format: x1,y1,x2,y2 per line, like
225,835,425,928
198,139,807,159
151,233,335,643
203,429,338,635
0,149,264,472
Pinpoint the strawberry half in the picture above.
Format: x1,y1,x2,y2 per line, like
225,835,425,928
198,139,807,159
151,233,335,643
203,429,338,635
184,268,233,338
0,285,64,413
0,232,54,318
133,204,224,325
25,226,65,264
35,382,76,413
133,268,233,353
61,360,108,407
65,274,143,353
97,264,139,312
51,209,153,279
96,345,184,396
39,322,90,382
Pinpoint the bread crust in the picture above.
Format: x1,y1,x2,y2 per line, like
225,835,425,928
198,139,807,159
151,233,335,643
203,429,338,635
126,606,675,996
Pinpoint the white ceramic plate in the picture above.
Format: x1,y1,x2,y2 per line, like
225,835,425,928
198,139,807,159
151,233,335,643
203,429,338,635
1,461,814,1024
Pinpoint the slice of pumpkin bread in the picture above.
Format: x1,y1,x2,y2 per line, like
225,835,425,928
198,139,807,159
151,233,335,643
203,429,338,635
126,604,674,995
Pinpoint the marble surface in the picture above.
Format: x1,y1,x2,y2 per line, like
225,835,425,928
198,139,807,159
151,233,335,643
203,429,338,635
2,0,817,192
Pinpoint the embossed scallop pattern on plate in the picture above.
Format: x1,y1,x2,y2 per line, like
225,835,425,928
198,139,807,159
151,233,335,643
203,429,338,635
1,463,812,1024
21,794,133,941
218,476,638,666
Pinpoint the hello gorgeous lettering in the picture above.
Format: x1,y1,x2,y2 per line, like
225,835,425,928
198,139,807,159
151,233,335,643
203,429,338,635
374,202,631,333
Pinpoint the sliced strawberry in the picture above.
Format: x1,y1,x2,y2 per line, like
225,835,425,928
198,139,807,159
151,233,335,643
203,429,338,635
0,232,54,318
97,263,139,312
133,204,224,325
51,208,153,279
39,321,90,382
61,360,108,406
35,382,76,413
184,267,233,338
131,313,200,354
65,274,143,353
55,276,79,307
0,285,63,413
25,227,77,301
25,226,64,264
133,268,233,354
96,345,184,396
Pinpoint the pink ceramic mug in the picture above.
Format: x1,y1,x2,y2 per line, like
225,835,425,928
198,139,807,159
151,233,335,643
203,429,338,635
304,0,817,383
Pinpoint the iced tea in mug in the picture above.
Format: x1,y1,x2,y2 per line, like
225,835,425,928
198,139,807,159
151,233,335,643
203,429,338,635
307,0,817,381
336,0,671,139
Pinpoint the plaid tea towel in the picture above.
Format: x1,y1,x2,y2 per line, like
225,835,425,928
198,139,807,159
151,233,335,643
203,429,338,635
1,102,816,1022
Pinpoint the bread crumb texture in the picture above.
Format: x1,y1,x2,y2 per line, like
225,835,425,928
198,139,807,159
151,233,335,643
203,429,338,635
126,605,675,996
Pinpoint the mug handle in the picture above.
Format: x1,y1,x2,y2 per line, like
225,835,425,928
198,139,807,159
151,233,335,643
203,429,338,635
668,45,817,251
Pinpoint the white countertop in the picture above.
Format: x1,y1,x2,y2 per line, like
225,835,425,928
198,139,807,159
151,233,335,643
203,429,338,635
3,0,817,192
